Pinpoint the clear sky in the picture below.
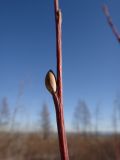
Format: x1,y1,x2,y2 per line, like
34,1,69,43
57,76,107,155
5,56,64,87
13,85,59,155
0,0,120,132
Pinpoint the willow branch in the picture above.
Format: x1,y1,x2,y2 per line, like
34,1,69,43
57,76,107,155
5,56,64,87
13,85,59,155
45,0,69,159
54,0,69,159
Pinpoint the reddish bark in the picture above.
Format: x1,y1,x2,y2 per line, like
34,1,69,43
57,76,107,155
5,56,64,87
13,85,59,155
53,0,69,159
53,93,69,160
45,0,69,159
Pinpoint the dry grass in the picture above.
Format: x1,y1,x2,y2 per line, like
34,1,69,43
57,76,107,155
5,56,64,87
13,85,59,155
0,132,119,160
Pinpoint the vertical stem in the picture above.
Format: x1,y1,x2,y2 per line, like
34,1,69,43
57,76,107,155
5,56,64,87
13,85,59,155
54,0,63,102
53,94,69,160
54,0,59,14
54,0,69,159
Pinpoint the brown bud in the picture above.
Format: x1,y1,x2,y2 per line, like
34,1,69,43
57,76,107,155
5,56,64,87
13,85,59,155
45,70,57,94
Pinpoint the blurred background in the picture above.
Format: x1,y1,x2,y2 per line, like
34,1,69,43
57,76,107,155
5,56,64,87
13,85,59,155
0,0,120,159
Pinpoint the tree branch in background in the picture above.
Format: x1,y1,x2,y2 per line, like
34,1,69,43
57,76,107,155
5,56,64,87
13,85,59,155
102,4,120,43
103,4,120,159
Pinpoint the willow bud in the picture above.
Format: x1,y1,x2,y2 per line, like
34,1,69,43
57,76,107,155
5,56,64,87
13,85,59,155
45,70,57,94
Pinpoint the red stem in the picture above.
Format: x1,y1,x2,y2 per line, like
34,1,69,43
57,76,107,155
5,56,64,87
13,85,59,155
53,93,69,160
53,0,69,159
54,0,62,101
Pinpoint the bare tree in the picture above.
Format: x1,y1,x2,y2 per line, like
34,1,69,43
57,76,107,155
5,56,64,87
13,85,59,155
112,94,120,135
112,94,120,160
40,103,51,140
73,100,91,135
0,97,10,130
10,80,25,131
95,102,101,137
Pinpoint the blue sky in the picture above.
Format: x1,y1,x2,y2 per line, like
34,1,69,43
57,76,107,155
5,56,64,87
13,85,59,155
0,0,120,132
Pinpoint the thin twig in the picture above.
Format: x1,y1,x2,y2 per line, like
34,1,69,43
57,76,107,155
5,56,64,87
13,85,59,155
102,4,120,42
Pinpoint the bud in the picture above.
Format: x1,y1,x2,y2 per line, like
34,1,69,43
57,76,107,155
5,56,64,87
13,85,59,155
45,70,57,94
